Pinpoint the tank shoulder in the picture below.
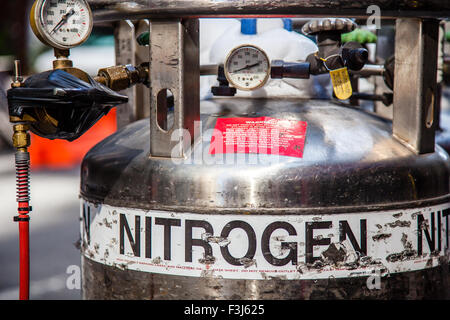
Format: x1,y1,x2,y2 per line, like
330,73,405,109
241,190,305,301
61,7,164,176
81,99,450,213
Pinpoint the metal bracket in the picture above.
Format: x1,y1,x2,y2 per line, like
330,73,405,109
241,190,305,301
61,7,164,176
114,19,150,128
149,19,200,158
392,18,439,154
135,19,150,120
114,20,136,128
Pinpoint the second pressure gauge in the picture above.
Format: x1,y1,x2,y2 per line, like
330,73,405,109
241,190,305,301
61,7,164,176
224,45,270,91
30,0,93,49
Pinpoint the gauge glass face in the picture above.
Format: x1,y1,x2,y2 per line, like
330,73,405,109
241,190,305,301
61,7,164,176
225,45,270,91
37,0,92,48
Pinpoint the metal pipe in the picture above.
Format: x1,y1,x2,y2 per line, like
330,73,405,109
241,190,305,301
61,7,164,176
351,92,393,106
200,64,218,76
350,64,385,77
87,0,450,22
199,63,385,78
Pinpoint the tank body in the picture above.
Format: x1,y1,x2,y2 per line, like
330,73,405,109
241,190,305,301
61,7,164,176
80,98,450,299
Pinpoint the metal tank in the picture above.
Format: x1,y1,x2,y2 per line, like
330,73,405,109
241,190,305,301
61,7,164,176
75,2,449,299
80,97,450,299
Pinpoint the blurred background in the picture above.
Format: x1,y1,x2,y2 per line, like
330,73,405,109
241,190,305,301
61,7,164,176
0,0,116,300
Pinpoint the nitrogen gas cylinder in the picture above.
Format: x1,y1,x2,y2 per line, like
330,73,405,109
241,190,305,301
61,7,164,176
79,98,450,299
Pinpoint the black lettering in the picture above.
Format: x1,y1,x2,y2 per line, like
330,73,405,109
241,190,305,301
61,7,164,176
305,221,332,264
155,218,181,260
443,208,449,248
185,220,214,262
418,212,435,255
119,214,141,257
438,211,442,251
339,219,367,255
82,203,90,245
262,222,298,266
145,217,151,259
220,221,256,266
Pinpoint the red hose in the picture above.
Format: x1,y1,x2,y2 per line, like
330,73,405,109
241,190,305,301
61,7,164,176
15,152,31,300
18,214,29,300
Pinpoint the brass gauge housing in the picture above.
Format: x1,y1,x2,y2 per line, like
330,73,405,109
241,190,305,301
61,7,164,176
224,44,271,91
30,0,93,50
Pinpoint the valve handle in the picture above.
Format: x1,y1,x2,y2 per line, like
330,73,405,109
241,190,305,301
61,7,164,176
302,18,356,35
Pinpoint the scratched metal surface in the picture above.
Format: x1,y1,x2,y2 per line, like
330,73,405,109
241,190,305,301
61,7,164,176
82,257,450,299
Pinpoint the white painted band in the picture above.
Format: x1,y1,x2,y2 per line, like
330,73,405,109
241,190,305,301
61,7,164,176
80,200,450,280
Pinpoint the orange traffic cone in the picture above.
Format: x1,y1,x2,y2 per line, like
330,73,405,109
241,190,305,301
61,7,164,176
29,109,117,170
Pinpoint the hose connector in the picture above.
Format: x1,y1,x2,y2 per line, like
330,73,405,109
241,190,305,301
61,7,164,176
12,124,30,152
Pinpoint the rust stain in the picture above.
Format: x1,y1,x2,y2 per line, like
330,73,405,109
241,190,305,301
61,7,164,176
198,255,216,265
204,233,230,247
372,233,392,241
386,249,416,263
385,220,411,228
238,257,257,268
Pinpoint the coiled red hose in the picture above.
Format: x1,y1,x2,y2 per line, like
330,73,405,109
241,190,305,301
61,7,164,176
15,151,31,300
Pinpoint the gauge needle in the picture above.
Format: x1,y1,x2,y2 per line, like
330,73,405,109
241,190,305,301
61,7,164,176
50,8,76,34
232,62,261,73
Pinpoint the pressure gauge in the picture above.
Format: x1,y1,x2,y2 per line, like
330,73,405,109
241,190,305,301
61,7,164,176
30,0,93,49
224,44,270,91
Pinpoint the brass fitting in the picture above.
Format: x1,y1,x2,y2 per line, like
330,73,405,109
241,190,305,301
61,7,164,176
97,66,130,91
51,48,92,83
53,59,74,69
12,124,31,151
96,64,148,91
53,48,74,69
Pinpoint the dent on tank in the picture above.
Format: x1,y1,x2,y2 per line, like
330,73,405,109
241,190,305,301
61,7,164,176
4,0,450,301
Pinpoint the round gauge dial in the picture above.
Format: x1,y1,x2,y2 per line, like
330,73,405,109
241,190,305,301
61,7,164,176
30,0,93,49
224,45,270,91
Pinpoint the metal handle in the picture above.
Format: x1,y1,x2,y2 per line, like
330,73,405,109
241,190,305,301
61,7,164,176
87,0,450,21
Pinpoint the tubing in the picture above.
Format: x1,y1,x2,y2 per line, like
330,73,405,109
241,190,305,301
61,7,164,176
18,216,29,300
15,151,31,300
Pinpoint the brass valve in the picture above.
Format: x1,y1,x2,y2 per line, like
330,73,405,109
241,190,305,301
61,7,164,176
96,63,149,91
51,48,149,91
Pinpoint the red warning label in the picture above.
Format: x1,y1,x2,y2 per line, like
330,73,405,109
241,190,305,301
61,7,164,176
209,117,308,158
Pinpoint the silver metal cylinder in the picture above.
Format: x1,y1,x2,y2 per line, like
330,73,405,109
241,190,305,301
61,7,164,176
80,98,450,299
